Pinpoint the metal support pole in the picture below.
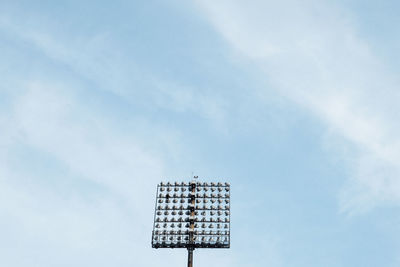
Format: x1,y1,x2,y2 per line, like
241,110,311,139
187,248,193,267
187,179,195,267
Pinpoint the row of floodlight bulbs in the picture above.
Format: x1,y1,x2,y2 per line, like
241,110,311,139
154,236,228,242
158,193,230,199
154,230,229,235
158,198,230,206
160,187,230,192
157,198,229,205
156,210,229,216
160,182,229,187
158,202,230,209
156,217,230,223
155,223,229,229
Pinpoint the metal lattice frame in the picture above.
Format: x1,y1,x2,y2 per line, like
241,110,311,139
151,181,230,250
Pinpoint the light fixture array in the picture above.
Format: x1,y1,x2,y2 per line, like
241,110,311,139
152,181,230,249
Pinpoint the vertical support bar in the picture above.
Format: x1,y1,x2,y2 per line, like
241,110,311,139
152,184,160,247
187,248,194,267
228,183,231,248
188,179,196,267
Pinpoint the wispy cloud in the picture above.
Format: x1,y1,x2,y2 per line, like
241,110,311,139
0,12,230,129
195,0,400,214
0,74,209,265
0,10,236,265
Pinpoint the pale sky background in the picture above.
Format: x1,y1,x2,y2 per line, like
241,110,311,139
1,1,400,266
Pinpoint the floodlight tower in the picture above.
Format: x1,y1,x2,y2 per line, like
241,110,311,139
151,176,230,267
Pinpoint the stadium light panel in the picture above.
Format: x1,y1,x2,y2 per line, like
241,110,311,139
151,178,231,266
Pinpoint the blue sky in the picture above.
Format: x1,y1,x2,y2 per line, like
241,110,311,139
1,0,400,266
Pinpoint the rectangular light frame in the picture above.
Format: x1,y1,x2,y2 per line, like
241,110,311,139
151,181,230,249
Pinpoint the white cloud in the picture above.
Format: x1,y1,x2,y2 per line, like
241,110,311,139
0,13,230,130
195,0,400,213
0,80,181,266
